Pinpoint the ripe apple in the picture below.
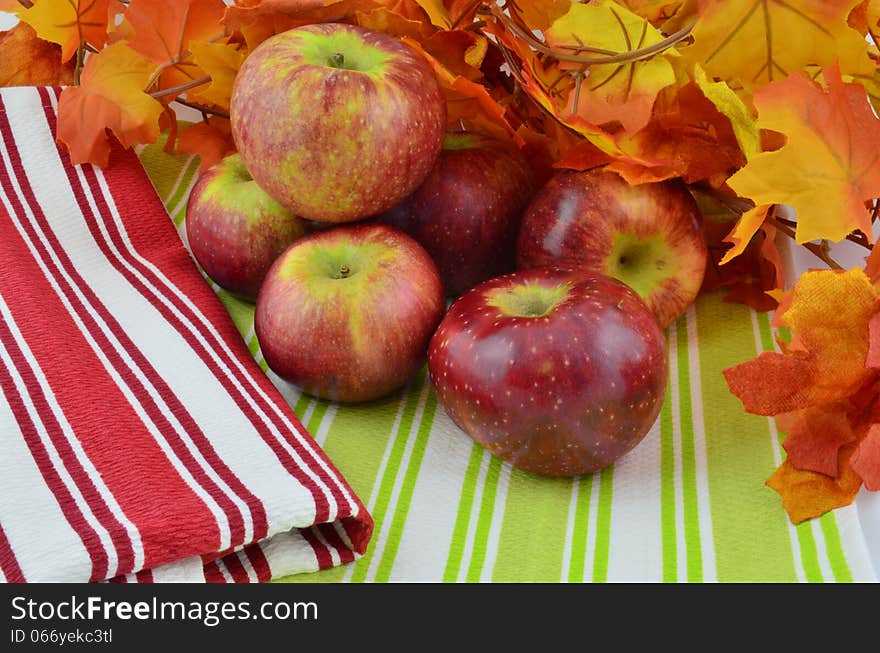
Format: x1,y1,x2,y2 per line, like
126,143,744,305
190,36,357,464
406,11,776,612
374,132,535,297
428,267,667,477
185,153,309,300
255,223,445,403
516,168,707,328
230,23,446,224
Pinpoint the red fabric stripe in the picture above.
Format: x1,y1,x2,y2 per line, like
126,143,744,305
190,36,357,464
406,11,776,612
203,560,225,583
222,551,250,583
0,322,107,582
301,527,333,570
107,575,127,584
317,522,355,565
0,96,247,552
0,521,25,583
135,569,154,583
243,544,272,583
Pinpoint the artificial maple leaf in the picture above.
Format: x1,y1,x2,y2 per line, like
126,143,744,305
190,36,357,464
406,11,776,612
691,65,759,162
719,205,771,265
411,0,479,29
0,22,75,87
123,0,226,94
18,0,111,62
851,424,880,490
544,0,677,135
187,39,244,110
56,42,166,167
0,0,21,11
780,404,856,477
176,119,235,171
354,5,435,41
724,268,880,415
618,0,685,24
726,64,880,245
506,0,571,32
682,0,873,89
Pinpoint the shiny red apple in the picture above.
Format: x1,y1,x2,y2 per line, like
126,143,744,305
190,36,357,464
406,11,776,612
428,267,668,477
230,23,446,223
374,132,535,296
185,153,309,300
517,168,707,327
256,223,445,403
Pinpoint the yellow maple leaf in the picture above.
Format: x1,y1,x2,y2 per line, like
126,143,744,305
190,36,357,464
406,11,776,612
726,65,880,244
692,65,759,161
18,0,110,62
544,0,677,135
720,205,772,265
187,40,244,110
56,42,165,167
682,0,873,89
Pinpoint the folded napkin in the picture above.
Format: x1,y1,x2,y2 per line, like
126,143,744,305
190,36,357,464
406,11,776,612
0,86,372,583
145,136,880,584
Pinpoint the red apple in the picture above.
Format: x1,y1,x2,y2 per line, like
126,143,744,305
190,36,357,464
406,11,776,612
374,132,535,297
517,168,707,328
256,223,445,403
428,267,667,477
185,153,309,300
230,23,446,224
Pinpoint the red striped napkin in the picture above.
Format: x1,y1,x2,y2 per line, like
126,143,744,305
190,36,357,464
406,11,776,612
0,86,372,583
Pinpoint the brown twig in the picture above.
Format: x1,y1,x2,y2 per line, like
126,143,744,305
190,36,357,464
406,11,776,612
767,214,844,270
449,0,485,30
73,42,86,85
142,32,226,93
172,98,229,119
149,76,211,99
14,0,33,8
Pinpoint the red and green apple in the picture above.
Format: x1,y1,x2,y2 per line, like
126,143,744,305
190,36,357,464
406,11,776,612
517,168,707,328
185,153,309,301
255,223,445,403
230,23,447,224
428,267,668,477
374,132,535,297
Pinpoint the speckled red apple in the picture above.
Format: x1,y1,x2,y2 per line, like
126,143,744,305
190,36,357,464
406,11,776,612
186,153,309,300
428,268,667,477
517,168,707,328
256,223,445,403
374,132,535,297
230,23,446,223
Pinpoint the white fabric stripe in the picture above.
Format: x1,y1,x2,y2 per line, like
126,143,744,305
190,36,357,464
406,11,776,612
0,320,118,578
457,449,493,583
0,360,92,582
685,307,717,582
606,415,664,582
560,478,581,582
149,556,207,583
0,295,144,576
363,377,432,582
582,468,602,581
810,519,835,583
311,527,342,569
80,144,352,524
162,154,197,206
668,324,686,582
261,530,320,578
216,559,234,583
384,417,477,582
237,549,259,583
166,160,201,220
332,520,354,553
313,404,338,447
750,310,806,583
478,462,512,582
0,93,234,551
343,387,410,582
0,564,6,583
830,504,878,582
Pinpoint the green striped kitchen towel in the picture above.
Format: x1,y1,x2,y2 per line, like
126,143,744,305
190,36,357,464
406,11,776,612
136,137,878,583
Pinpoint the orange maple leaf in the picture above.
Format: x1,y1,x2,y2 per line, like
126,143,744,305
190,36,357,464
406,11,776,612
56,42,165,167
0,22,75,87
17,0,111,62
177,119,235,171
727,64,880,245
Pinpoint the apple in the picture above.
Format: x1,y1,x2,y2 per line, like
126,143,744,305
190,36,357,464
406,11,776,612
230,23,447,224
185,153,309,300
428,267,667,477
255,223,445,403
516,168,707,328
374,132,535,297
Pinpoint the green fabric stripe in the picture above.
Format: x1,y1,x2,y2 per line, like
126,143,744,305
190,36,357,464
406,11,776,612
567,478,592,583
304,400,331,435
137,146,188,202
166,156,201,226
676,317,703,582
819,513,854,583
350,370,428,583
695,294,797,582
465,455,503,582
757,311,824,583
373,389,440,582
293,393,312,417
591,466,614,583
490,471,572,583
660,329,678,582
443,444,484,582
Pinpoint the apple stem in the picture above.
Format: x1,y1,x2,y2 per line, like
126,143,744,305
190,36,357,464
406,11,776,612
335,265,351,279
329,52,346,69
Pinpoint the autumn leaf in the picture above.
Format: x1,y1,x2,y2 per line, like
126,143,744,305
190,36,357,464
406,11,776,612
618,0,686,24
177,119,235,171
0,22,75,87
691,65,759,161
18,0,111,62
726,64,880,245
544,0,677,135
851,424,880,490
780,403,856,476
412,0,480,30
719,204,771,264
56,42,165,167
506,0,571,32
187,39,244,109
682,0,873,89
